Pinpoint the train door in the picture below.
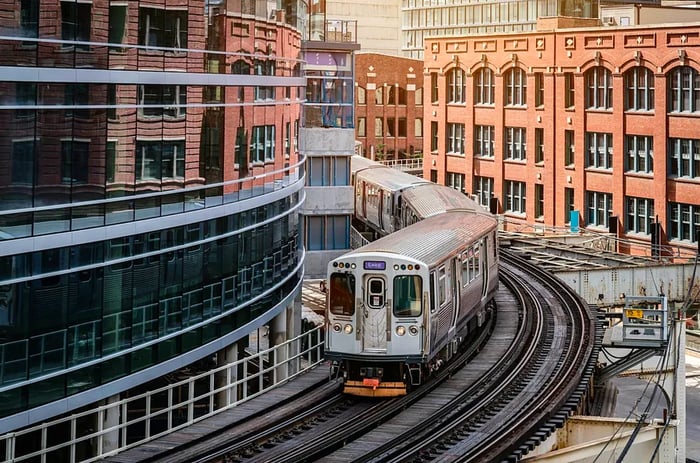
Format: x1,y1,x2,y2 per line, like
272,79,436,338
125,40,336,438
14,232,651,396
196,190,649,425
481,237,489,300
358,181,367,219
378,190,384,231
362,275,387,352
450,258,460,331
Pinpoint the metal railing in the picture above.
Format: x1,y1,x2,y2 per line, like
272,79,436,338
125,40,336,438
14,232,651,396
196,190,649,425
378,157,423,172
0,327,325,463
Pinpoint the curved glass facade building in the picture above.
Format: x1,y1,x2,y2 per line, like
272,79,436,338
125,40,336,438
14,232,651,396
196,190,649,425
0,0,306,437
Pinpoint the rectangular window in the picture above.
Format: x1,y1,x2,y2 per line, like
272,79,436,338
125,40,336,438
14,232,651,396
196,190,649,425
20,0,39,39
398,118,407,137
108,5,127,51
431,121,438,151
251,125,275,163
415,87,423,106
415,118,423,137
565,130,575,166
668,137,700,179
431,72,439,103
430,170,438,183
106,140,116,183
387,117,396,137
535,127,544,164
535,184,544,219
474,176,494,209
564,73,575,108
136,140,185,181
504,127,526,161
668,202,700,243
61,140,89,184
505,180,526,214
284,121,291,156
625,67,654,111
61,1,91,50
586,132,613,169
375,86,383,105
565,188,575,224
138,85,186,119
306,215,349,250
587,191,613,228
448,69,465,103
308,156,350,187
12,140,34,184
65,83,90,119
15,82,36,119
475,69,495,105
254,59,276,101
474,125,494,158
626,196,654,234
446,123,465,155
357,117,366,137
357,86,366,105
139,7,188,49
625,135,653,173
505,69,526,106
535,72,544,107
446,171,465,193
375,117,383,137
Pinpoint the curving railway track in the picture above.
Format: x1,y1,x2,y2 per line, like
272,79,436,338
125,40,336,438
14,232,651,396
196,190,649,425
133,252,601,463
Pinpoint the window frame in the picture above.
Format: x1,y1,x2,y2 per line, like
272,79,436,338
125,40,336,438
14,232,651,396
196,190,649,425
586,66,613,110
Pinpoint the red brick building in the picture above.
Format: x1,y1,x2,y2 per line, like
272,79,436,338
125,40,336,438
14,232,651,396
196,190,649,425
354,53,423,160
424,17,700,257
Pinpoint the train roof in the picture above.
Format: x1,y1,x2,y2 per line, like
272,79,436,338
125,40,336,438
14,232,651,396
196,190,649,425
402,184,481,219
354,164,429,192
350,155,381,174
348,210,498,266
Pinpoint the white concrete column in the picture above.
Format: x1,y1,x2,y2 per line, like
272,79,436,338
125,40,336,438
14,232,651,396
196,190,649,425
675,317,686,462
270,308,288,383
216,341,241,408
100,394,120,454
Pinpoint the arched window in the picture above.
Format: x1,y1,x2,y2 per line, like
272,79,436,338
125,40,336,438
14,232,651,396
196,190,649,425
474,68,494,105
447,68,465,103
625,67,654,111
356,86,366,105
504,68,526,106
585,66,612,110
668,66,700,113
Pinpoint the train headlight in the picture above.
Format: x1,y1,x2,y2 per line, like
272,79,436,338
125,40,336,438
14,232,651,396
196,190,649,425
408,325,419,336
344,324,353,334
396,325,406,336
333,323,341,333
351,263,356,269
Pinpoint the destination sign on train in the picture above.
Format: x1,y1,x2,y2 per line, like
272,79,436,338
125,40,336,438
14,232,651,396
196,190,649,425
363,261,386,270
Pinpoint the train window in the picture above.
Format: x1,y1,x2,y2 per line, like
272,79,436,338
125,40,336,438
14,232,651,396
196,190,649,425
430,272,436,312
438,266,446,306
393,275,422,317
329,273,355,316
367,277,385,309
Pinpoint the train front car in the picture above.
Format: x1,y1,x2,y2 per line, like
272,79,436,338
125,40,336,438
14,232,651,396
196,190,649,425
325,211,499,398
325,252,429,397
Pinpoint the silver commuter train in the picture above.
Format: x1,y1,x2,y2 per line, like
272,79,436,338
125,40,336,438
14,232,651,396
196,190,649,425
326,208,499,397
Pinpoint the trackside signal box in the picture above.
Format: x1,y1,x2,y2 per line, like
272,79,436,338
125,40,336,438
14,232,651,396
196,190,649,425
621,296,668,347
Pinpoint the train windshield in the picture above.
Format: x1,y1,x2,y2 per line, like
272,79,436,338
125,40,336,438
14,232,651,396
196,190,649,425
393,275,422,317
329,272,356,316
